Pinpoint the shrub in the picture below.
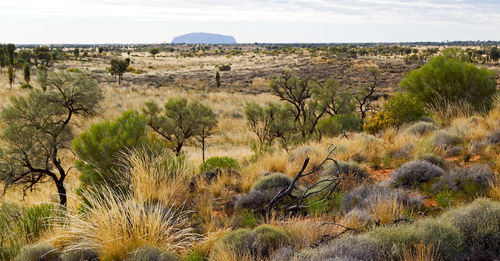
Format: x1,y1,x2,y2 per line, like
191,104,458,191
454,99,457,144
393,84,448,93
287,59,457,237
317,114,361,137
18,203,58,242
20,83,32,89
440,198,500,260
217,64,231,71
364,92,426,134
73,110,164,195
390,160,444,189
15,243,61,261
212,229,255,257
234,190,272,212
400,56,497,113
272,247,294,261
253,225,289,258
368,219,463,260
251,173,292,193
322,161,368,180
212,226,289,259
405,121,436,136
294,235,383,261
341,183,423,214
199,156,239,173
416,153,445,168
433,164,495,194
432,130,462,149
61,249,99,261
125,246,178,261
485,128,500,145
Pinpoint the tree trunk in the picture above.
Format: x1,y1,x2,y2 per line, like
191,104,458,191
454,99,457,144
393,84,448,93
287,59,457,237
202,136,206,162
56,180,67,208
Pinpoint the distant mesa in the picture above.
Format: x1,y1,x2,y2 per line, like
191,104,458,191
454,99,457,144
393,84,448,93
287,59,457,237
172,33,237,44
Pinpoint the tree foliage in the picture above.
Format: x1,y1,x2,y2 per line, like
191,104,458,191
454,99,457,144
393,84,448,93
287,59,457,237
0,71,103,207
109,58,128,85
142,98,217,156
400,56,497,113
149,48,160,59
244,102,295,146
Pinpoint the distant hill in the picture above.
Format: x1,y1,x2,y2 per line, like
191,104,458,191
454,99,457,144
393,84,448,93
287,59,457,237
172,33,237,44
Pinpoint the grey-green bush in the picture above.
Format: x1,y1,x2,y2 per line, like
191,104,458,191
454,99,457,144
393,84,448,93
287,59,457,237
416,153,445,169
212,225,289,259
433,164,494,193
368,219,463,260
432,130,462,149
322,161,368,180
341,183,423,214
440,198,500,259
251,173,292,193
15,243,62,261
405,121,436,136
389,160,444,189
294,235,383,261
124,246,178,261
61,249,99,261
253,225,289,258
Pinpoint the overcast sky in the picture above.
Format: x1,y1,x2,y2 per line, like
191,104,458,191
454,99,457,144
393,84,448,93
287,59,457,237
1,0,499,44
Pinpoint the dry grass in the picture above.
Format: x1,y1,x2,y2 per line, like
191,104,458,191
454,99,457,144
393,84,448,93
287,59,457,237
369,196,406,225
280,217,333,249
489,177,500,201
52,187,199,260
399,242,442,261
125,148,193,205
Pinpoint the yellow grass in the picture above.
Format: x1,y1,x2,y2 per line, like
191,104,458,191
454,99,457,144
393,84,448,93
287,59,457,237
53,187,199,260
369,196,406,225
399,242,442,261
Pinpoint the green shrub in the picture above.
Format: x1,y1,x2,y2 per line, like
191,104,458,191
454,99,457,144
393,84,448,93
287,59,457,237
253,225,289,257
440,198,500,259
73,110,166,195
317,114,361,137
15,243,61,261
364,92,426,134
124,246,178,261
251,173,292,193
18,203,58,242
61,249,99,261
211,226,289,259
368,219,463,260
20,83,32,89
400,56,497,113
212,228,255,257
217,64,231,71
199,156,239,173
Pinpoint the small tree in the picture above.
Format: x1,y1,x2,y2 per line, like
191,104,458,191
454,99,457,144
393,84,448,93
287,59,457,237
33,47,53,68
354,67,379,123
0,71,103,207
98,47,104,55
23,63,30,85
244,102,295,146
193,102,218,162
0,45,5,74
150,48,160,60
73,48,80,59
142,98,217,156
215,70,221,88
109,58,128,85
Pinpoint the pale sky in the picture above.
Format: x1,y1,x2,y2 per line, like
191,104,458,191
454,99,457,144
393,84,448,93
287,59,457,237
1,0,499,44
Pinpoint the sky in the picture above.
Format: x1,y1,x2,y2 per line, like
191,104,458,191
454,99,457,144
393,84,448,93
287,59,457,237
0,0,499,44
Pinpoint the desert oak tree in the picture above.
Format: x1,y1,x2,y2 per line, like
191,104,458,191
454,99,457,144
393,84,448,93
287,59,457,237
0,71,103,207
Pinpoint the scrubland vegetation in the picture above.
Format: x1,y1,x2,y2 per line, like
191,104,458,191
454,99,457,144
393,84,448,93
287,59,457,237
0,43,499,260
